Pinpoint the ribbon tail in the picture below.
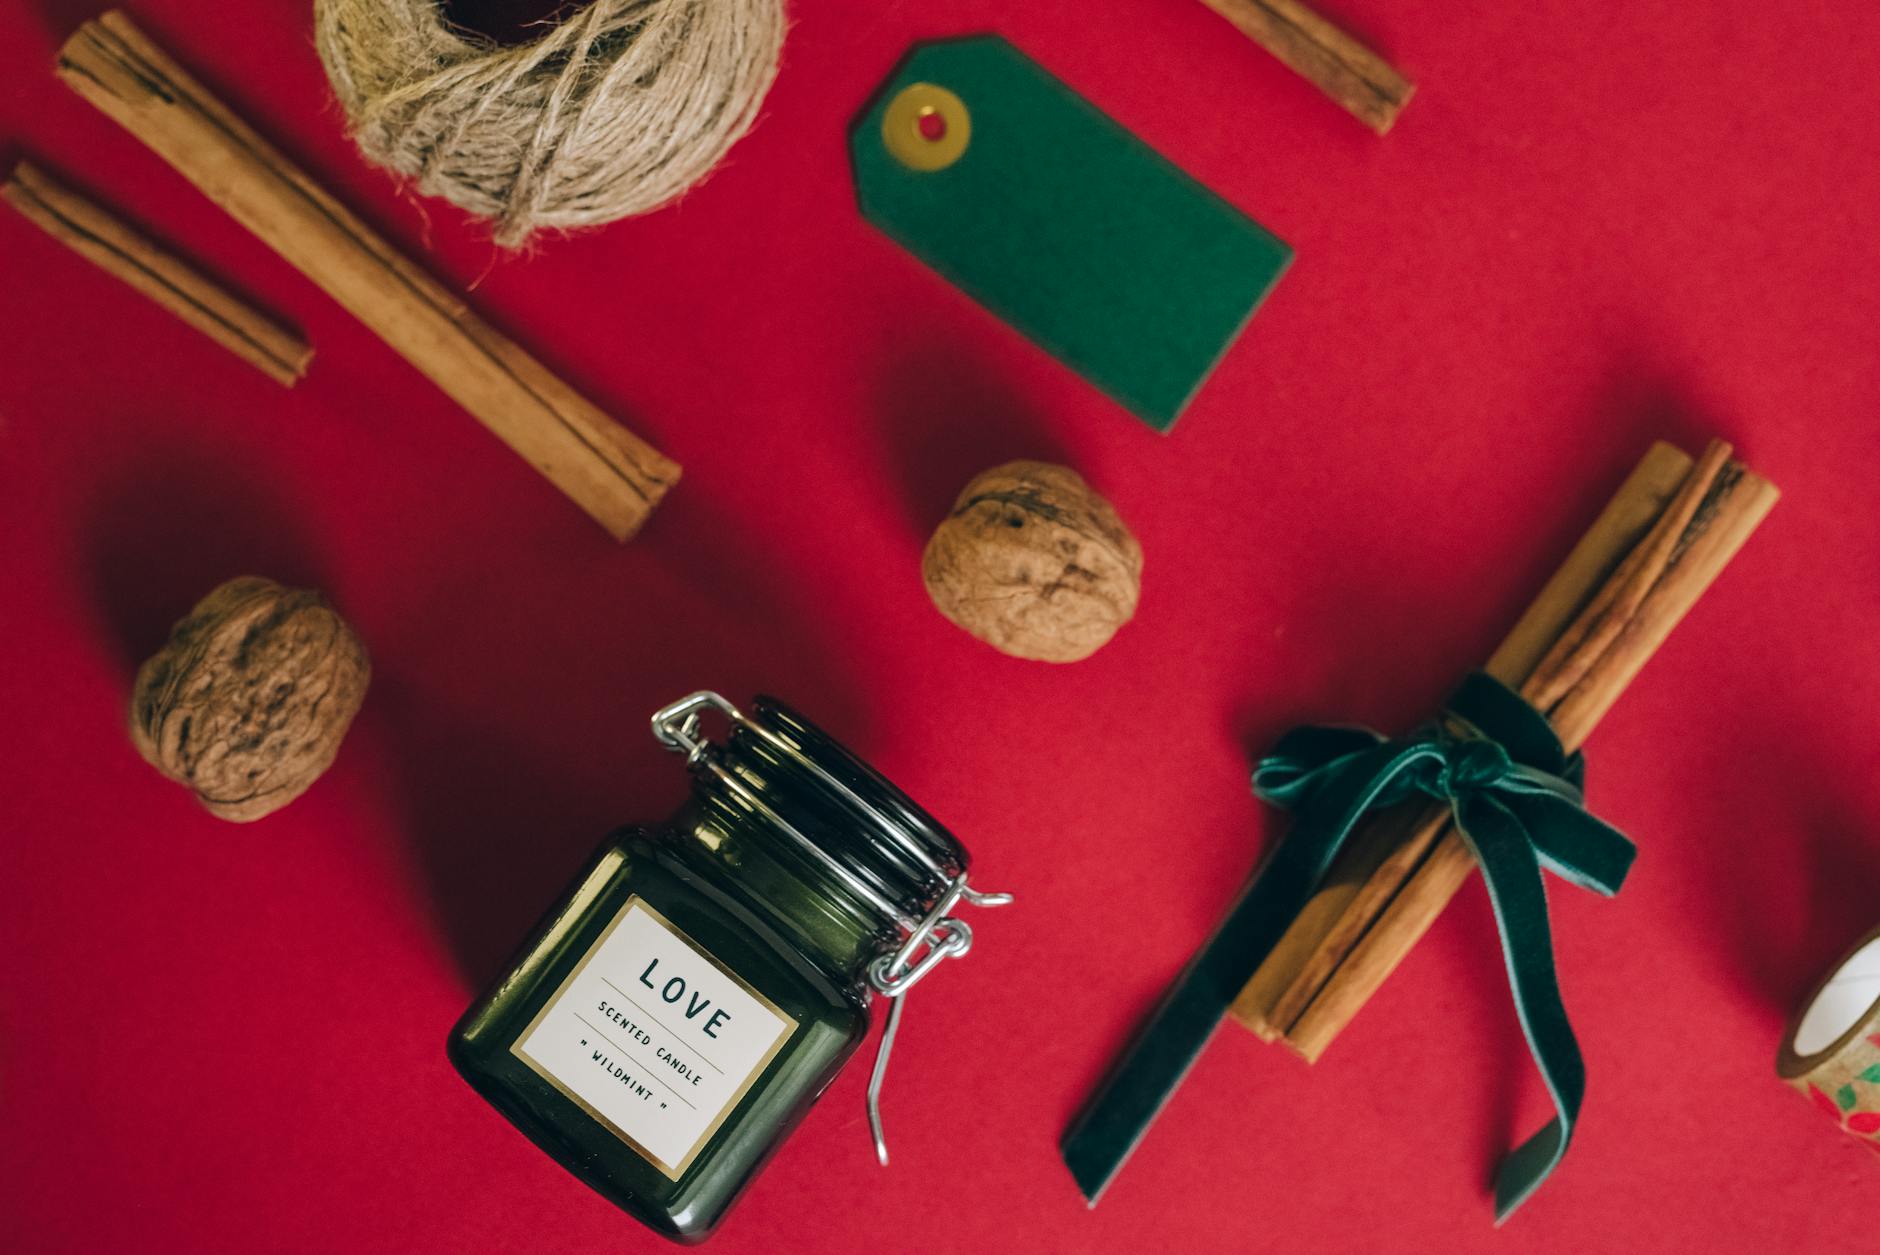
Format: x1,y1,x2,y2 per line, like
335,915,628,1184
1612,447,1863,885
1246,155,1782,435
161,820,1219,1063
1453,794,1587,1224
1513,791,1637,896
1060,807,1344,1203
1063,740,1440,1204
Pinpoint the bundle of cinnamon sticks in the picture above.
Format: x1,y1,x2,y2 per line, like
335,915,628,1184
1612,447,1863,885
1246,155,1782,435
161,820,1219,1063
1233,439,1778,1058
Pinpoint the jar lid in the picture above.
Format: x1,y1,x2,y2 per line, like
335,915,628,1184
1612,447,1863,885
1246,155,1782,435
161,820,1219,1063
654,691,982,932
735,696,966,923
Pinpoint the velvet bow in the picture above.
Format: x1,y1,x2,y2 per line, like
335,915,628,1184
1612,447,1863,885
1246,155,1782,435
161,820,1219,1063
1253,671,1636,1221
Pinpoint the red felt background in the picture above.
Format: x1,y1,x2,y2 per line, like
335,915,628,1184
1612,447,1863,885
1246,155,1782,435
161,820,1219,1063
3,1,1878,1251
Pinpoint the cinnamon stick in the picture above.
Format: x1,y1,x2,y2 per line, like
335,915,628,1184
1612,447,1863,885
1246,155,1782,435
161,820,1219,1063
1194,0,1414,134
1278,441,1777,1061
1231,442,1696,1037
1523,442,1731,719
57,11,678,541
3,160,310,386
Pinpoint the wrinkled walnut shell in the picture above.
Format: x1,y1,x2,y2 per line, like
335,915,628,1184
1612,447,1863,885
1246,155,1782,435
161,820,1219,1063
922,461,1143,662
130,576,370,822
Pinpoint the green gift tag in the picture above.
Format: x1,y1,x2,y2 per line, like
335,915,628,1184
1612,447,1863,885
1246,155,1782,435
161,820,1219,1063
850,35,1293,432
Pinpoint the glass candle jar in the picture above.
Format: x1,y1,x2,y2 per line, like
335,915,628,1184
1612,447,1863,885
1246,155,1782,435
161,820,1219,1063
448,693,1009,1243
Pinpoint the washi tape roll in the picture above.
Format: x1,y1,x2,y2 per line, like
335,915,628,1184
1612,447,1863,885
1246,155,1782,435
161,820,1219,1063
1778,927,1880,1153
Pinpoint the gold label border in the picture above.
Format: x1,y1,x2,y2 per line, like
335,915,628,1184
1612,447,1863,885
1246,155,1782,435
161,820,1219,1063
510,894,799,1181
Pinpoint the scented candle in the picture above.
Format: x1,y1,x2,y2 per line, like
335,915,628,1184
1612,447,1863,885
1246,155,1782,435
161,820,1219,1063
449,693,1008,1242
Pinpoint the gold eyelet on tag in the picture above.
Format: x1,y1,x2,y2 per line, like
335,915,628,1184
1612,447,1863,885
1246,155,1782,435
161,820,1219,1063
881,82,971,172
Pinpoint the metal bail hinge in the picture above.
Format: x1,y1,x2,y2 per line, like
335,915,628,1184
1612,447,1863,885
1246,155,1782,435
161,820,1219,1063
864,875,1013,1165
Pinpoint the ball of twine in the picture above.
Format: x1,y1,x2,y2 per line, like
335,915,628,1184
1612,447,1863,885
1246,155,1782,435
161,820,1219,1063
313,0,784,247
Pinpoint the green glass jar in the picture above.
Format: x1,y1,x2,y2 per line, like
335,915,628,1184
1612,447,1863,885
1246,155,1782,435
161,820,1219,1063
448,693,1009,1243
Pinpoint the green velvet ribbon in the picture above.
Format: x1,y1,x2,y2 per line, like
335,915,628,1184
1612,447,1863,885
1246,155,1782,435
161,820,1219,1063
1253,672,1636,1221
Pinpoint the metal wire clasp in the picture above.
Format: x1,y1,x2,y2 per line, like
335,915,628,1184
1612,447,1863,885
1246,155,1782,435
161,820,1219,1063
864,874,1012,1166
651,691,733,766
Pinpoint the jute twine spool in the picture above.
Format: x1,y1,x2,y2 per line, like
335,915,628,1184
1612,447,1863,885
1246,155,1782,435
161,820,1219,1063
313,0,784,246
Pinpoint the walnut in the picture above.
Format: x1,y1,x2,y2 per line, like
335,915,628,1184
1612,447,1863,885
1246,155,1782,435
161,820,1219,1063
922,461,1143,662
129,577,370,822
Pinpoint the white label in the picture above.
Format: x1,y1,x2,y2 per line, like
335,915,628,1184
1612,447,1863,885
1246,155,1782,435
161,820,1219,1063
512,896,797,1179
